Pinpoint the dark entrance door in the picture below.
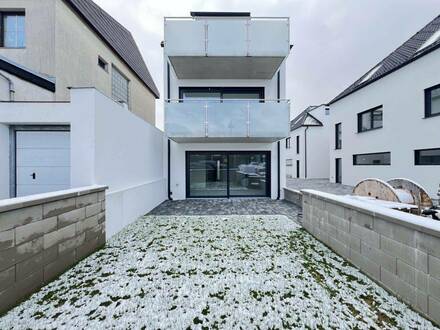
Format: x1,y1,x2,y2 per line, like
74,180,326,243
335,158,342,184
186,151,270,198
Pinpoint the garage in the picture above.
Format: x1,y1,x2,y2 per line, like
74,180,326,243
14,129,71,197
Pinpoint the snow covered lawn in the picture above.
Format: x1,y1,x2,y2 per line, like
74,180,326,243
0,215,437,329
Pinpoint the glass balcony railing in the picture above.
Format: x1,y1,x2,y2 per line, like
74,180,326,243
165,99,290,141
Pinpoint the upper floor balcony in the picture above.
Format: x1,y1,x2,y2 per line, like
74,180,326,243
164,13,290,79
165,99,290,143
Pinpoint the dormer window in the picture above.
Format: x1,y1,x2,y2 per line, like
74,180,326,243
0,11,25,48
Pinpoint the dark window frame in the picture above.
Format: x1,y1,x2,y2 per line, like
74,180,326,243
357,105,383,133
0,11,25,48
179,87,265,101
296,136,300,154
424,83,440,118
335,123,342,150
285,137,291,149
296,160,300,178
353,152,391,166
98,56,108,72
415,147,440,166
335,158,342,183
185,150,271,198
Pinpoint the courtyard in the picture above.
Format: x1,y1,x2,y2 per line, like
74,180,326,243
0,200,437,329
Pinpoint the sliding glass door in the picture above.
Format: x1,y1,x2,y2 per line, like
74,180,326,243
186,151,270,198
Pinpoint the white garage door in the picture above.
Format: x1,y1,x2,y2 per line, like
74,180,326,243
16,131,70,197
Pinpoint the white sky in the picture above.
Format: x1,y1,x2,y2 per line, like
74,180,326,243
94,0,440,129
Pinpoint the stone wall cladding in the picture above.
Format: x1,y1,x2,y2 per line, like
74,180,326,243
302,189,440,326
0,186,107,314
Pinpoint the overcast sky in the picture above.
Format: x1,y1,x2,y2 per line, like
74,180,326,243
95,0,440,128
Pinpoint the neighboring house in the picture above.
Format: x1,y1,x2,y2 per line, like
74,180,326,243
328,15,440,197
285,105,330,179
164,12,291,199
0,0,159,124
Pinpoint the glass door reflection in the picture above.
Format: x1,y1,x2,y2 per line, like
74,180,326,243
188,153,228,197
229,153,268,197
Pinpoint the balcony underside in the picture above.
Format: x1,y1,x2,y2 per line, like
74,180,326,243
169,56,285,79
168,136,286,143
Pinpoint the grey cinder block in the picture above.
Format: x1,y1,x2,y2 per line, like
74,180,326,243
58,208,86,228
43,223,76,249
76,215,98,235
0,229,14,251
43,198,76,218
0,266,15,292
16,252,43,281
429,255,440,281
428,296,440,325
98,191,105,202
429,276,440,301
0,205,43,232
58,233,86,254
380,267,416,306
85,203,101,218
76,193,98,208
43,250,75,283
351,223,380,248
374,217,416,247
15,217,57,245
350,249,380,280
97,212,105,224
361,241,396,274
417,233,440,259
396,259,416,286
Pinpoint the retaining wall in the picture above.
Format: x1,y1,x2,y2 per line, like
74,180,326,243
302,189,440,325
0,185,107,314
283,187,302,207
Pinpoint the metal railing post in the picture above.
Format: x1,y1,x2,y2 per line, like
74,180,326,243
246,101,250,137
204,102,209,137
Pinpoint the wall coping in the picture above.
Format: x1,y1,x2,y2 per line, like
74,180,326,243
302,189,440,239
0,185,108,213
283,187,302,194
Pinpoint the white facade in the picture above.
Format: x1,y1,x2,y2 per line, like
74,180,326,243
286,105,330,179
164,13,290,199
329,48,440,197
0,88,167,237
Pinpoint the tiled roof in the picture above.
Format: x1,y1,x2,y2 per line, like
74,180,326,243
64,0,160,98
330,15,440,104
290,106,322,131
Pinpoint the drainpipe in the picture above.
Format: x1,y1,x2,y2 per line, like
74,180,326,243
277,141,280,200
167,139,173,200
304,127,309,179
0,72,15,101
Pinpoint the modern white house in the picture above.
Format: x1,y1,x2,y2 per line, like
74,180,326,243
285,104,330,179
328,14,440,197
0,0,159,124
163,12,291,199
0,1,166,236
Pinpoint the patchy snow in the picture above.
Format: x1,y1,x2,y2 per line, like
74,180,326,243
0,215,437,329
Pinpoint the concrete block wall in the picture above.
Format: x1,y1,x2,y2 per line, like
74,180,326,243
0,185,107,314
302,189,440,326
284,188,302,208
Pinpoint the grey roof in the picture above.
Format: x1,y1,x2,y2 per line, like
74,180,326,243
330,14,440,104
64,0,160,98
290,106,323,131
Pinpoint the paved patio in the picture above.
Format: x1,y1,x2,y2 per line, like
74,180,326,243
149,198,301,221
286,178,354,195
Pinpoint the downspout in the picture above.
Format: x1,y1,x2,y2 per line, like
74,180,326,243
167,139,172,200
277,141,280,199
304,127,309,179
0,72,15,101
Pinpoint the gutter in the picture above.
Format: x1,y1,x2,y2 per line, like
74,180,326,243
0,72,15,101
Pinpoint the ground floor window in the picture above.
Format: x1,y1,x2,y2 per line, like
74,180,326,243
353,152,391,166
186,151,270,198
335,158,342,183
296,160,300,178
415,148,440,165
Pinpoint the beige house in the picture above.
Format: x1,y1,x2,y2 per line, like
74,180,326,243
0,0,159,124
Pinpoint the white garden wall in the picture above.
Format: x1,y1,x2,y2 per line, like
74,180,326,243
0,88,167,238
